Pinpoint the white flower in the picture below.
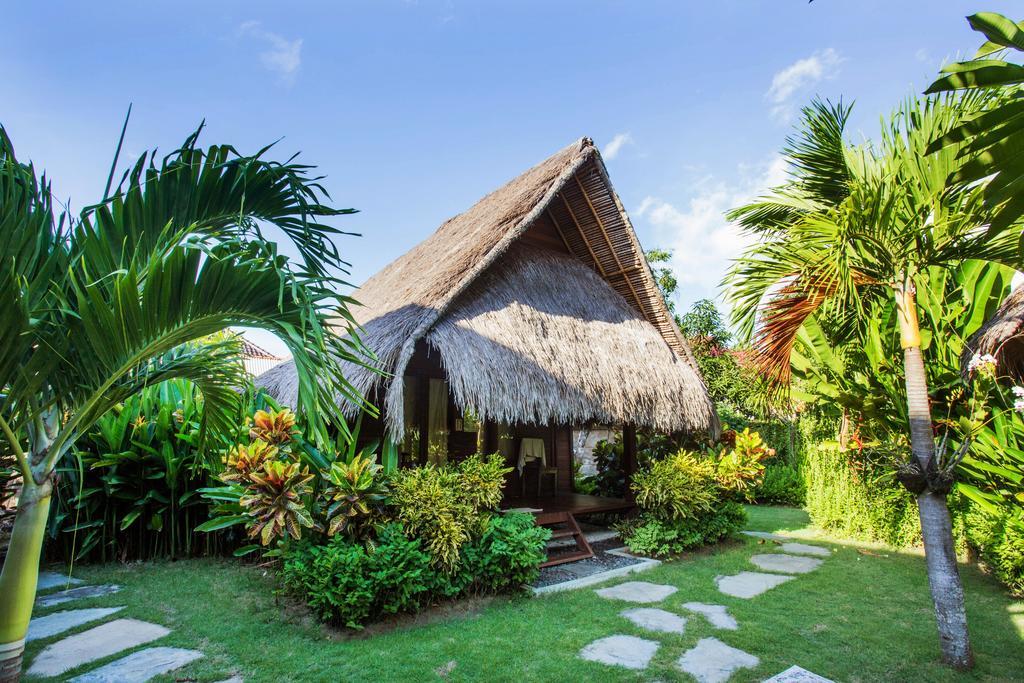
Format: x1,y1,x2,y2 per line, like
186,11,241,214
1013,386,1024,398
967,352,998,376
1014,398,1024,414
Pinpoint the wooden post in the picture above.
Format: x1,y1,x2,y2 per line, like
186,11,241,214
622,424,637,501
417,376,429,466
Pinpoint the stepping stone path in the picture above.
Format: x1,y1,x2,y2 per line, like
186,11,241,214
579,634,659,670
716,571,795,599
681,602,738,630
36,584,121,608
578,537,834,679
70,646,204,682
763,664,836,682
25,573,209,681
595,581,677,603
27,607,124,642
677,637,759,683
28,619,170,677
749,553,823,575
37,571,83,591
620,607,686,634
779,542,830,558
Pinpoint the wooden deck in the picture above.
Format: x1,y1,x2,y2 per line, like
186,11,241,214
502,492,633,517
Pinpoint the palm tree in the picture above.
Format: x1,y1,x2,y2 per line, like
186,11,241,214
724,94,1020,670
0,122,368,680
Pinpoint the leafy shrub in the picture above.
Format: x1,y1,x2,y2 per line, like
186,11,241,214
754,463,805,505
964,508,1024,597
714,428,772,500
281,536,377,628
387,453,510,570
323,455,388,539
282,513,547,628
631,451,718,521
460,512,550,592
619,502,746,557
804,443,921,547
620,449,746,556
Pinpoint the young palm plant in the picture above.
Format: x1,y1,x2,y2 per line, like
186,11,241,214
725,95,1020,670
0,124,368,680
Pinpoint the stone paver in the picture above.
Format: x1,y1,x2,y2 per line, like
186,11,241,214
763,664,836,682
750,553,823,575
595,581,678,603
27,618,170,678
213,677,243,683
36,584,121,608
620,607,687,634
677,637,760,683
37,571,83,592
70,646,203,682
778,542,830,558
741,531,787,541
27,607,125,642
716,571,794,599
681,602,738,630
579,634,660,670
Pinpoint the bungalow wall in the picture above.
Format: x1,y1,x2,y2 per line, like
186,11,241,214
354,340,574,496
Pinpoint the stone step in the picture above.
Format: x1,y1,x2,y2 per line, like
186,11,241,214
37,571,83,592
763,664,836,682
27,607,125,642
778,542,830,558
750,553,823,575
678,637,760,683
70,646,203,682
715,571,794,599
620,607,686,634
579,634,660,670
36,584,121,608
27,618,170,678
596,581,678,603
681,602,738,631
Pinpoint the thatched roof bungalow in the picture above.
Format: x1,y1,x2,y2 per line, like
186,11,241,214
962,286,1024,382
257,138,716,533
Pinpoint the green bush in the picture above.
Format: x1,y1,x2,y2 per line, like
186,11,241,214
619,502,746,557
631,451,718,521
386,453,510,570
754,463,806,506
804,443,921,547
620,449,746,557
964,508,1024,597
282,513,548,628
460,512,550,592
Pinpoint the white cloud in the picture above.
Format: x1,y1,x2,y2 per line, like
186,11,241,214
634,156,788,319
238,21,303,85
766,48,842,122
603,132,633,160
915,48,931,64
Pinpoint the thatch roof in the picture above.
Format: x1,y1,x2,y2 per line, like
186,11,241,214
256,137,717,437
962,286,1024,381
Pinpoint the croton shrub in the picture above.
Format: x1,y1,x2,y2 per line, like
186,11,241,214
201,408,550,627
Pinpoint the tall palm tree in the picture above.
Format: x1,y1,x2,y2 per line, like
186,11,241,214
725,94,1020,670
0,123,368,680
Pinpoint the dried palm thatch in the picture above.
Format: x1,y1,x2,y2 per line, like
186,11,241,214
962,286,1024,381
257,137,716,437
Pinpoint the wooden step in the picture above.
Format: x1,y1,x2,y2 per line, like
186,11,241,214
537,511,594,567
541,550,593,568
547,529,576,539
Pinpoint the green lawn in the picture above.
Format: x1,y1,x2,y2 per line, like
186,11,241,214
26,506,1024,682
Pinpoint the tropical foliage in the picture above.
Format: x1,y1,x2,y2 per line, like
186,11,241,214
0,121,367,676
926,12,1024,232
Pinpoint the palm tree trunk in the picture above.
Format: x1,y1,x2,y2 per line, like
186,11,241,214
0,481,51,682
897,284,974,670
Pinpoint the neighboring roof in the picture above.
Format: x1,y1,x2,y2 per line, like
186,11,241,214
240,338,282,361
257,137,716,437
962,286,1024,381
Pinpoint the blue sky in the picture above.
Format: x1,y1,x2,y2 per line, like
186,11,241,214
5,1,1017,355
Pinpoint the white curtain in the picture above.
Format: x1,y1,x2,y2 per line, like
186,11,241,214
427,378,448,465
402,376,420,463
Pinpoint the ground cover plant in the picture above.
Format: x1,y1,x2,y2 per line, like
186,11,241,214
29,505,1023,682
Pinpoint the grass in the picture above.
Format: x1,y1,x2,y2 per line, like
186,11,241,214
25,505,1024,682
